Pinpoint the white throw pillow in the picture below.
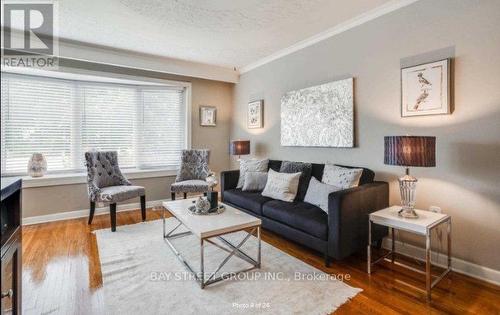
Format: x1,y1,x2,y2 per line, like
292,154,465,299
242,172,268,191
322,164,363,189
237,159,269,189
304,177,341,213
261,169,301,202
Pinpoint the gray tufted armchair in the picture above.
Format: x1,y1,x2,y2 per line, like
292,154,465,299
85,151,146,231
171,149,210,200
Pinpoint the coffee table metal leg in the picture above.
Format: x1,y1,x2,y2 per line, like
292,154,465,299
257,226,261,268
162,206,165,238
164,234,199,283
164,222,261,289
391,227,395,263
200,238,205,289
205,230,254,283
217,236,259,266
165,221,183,238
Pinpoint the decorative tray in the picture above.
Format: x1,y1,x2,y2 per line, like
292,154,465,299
187,204,226,216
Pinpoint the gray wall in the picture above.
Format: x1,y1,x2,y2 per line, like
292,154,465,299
231,0,500,270
22,176,175,217
22,60,233,218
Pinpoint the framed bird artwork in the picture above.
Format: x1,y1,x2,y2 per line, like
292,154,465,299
401,59,451,117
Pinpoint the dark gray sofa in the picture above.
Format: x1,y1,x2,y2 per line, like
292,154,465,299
221,160,388,266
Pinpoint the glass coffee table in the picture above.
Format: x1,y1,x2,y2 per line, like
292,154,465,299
162,198,262,289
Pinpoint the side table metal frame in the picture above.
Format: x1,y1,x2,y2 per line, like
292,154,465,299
368,216,451,301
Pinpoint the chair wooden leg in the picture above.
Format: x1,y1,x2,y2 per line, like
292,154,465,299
183,192,187,199
88,201,96,225
171,192,176,200
140,195,146,221
110,203,117,232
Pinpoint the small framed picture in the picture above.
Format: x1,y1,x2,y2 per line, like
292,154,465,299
247,100,263,129
401,59,451,117
200,106,216,126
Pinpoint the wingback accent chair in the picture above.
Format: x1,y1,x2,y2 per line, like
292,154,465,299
85,151,146,231
171,149,210,200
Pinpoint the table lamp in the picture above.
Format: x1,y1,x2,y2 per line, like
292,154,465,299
230,140,250,160
384,136,436,218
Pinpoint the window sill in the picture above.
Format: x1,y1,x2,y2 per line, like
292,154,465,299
3,168,178,188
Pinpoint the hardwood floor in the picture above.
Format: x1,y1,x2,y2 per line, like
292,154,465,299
22,208,500,314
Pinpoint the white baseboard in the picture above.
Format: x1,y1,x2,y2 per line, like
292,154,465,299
382,238,500,286
22,199,166,226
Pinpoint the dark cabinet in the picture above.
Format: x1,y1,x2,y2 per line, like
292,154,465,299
1,178,22,315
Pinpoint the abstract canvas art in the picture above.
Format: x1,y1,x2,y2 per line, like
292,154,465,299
280,78,353,147
401,59,450,117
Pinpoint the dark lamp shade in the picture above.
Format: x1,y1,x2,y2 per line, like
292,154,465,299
384,136,436,167
230,140,250,156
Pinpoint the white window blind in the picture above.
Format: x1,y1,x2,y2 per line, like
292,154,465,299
138,88,185,169
80,83,137,168
1,72,187,175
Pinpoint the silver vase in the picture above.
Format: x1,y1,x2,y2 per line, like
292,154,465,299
28,153,47,177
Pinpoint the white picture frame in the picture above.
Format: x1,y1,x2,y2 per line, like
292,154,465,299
401,59,451,117
199,106,216,126
247,100,263,129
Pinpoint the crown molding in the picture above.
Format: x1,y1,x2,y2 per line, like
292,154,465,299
2,28,239,83
239,0,420,74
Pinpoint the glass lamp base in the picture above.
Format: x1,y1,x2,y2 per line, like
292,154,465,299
398,208,419,219
399,169,418,219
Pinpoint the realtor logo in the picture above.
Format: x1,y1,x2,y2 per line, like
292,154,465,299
1,0,59,68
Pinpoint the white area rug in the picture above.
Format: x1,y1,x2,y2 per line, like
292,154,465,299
95,219,361,315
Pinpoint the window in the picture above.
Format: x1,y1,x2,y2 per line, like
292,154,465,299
1,72,188,175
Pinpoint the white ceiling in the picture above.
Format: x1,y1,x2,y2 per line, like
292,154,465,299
54,0,405,70
6,0,418,72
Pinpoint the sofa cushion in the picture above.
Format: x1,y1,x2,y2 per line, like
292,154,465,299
98,185,145,203
171,180,209,193
268,160,282,172
242,171,268,191
261,169,301,202
262,200,328,240
237,159,269,189
223,189,272,216
335,164,374,185
304,177,341,212
322,164,363,189
279,160,312,201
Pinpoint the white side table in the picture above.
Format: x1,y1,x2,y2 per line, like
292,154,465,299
367,206,451,301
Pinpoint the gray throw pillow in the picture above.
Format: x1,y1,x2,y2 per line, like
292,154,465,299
322,164,363,189
304,177,341,213
261,169,301,202
242,172,268,191
279,160,312,201
237,159,269,189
